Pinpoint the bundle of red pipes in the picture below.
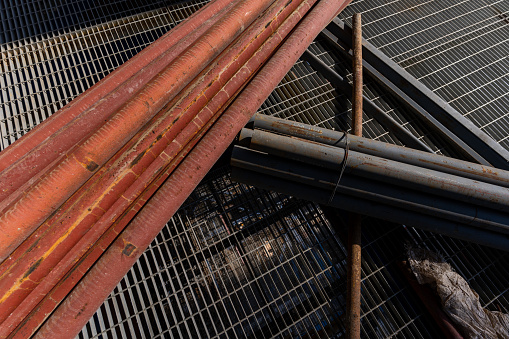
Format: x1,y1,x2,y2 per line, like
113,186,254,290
0,0,351,337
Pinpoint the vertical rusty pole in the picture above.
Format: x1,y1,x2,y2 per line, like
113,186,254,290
346,13,362,339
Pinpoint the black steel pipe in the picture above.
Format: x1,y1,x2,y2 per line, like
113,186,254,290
231,146,509,234
231,167,509,251
243,128,509,213
249,114,509,188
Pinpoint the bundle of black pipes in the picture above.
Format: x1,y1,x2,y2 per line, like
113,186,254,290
231,114,509,251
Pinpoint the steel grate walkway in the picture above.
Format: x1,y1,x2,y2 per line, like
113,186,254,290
338,0,509,149
1,0,508,338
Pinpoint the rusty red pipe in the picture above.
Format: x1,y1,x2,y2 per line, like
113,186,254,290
0,0,301,330
0,0,236,207
32,0,352,337
0,0,273,263
1,0,310,334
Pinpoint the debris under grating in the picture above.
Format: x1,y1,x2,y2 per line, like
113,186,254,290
408,247,509,338
78,166,348,338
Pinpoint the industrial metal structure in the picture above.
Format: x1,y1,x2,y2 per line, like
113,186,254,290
1,0,508,338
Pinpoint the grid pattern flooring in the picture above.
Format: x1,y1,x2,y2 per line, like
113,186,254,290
338,0,509,149
79,167,349,338
0,0,508,338
0,0,207,150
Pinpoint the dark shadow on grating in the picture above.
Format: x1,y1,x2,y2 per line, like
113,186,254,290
79,166,348,339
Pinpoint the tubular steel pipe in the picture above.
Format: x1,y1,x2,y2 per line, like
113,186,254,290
347,14,362,339
230,167,509,251
245,129,509,213
300,49,432,152
249,114,509,188
33,1,353,337
0,0,274,263
0,0,306,331
0,0,237,206
231,145,509,234
0,0,232,172
4,0,325,335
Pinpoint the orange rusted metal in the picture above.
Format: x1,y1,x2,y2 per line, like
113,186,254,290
32,0,352,337
0,0,237,206
0,0,303,332
0,0,274,264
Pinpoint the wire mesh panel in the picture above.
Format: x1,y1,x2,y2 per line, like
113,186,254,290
338,0,509,150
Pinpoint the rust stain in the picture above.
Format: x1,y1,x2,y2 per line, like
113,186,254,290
122,243,136,256
130,152,146,168
75,303,88,319
86,161,99,172
23,258,43,279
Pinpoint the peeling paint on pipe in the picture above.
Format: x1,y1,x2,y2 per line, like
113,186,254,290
32,1,352,337
0,0,273,264
0,0,238,206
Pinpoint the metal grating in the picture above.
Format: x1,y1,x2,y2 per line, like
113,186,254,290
78,166,348,338
338,0,509,150
1,0,508,338
0,0,208,150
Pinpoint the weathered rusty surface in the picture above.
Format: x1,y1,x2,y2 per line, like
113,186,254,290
31,1,352,337
0,0,304,332
347,13,362,339
251,114,509,188
0,0,274,265
0,0,237,207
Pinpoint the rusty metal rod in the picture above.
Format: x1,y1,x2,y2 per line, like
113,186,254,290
347,13,362,339
325,17,509,170
32,1,353,337
249,114,509,188
0,0,305,331
300,49,433,152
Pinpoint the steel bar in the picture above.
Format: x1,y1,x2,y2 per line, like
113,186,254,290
33,1,353,337
231,145,509,234
249,114,509,188
320,26,485,165
245,129,509,213
323,18,509,169
300,49,432,152
0,0,273,263
230,167,509,251
347,13,362,339
0,0,238,206
0,0,306,332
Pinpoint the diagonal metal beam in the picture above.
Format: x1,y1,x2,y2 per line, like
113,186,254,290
321,18,509,170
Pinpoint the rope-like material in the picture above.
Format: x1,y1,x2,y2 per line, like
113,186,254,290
328,132,349,204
